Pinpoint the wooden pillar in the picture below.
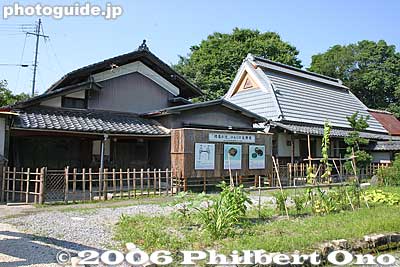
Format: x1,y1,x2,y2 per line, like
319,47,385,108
38,167,46,204
291,135,295,164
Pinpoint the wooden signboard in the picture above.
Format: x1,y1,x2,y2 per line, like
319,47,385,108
171,128,272,179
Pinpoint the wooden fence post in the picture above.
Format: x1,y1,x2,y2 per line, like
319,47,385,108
12,167,16,202
153,169,157,195
103,169,108,201
89,168,93,201
6,167,10,202
158,169,161,196
140,169,144,196
38,167,46,204
72,168,77,203
147,168,150,196
82,168,86,201
112,168,116,196
133,168,137,198
1,167,5,202
127,168,131,199
34,168,39,203
119,169,123,199
64,167,69,204
25,168,30,203
165,168,169,196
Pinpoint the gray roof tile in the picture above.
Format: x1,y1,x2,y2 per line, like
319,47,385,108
13,107,169,135
370,141,400,151
272,121,399,141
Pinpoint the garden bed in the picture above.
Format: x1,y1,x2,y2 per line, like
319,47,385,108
114,186,400,259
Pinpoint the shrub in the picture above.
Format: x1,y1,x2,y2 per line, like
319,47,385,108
273,191,288,215
293,193,307,214
377,154,400,186
197,182,251,239
363,189,400,206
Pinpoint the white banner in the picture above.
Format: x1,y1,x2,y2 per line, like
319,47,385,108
209,133,255,143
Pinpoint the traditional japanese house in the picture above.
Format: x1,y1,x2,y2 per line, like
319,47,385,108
0,43,270,181
368,109,400,162
224,54,399,164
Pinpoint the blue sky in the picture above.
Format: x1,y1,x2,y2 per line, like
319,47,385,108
1,0,399,95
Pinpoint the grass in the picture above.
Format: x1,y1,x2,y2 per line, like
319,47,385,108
115,186,400,259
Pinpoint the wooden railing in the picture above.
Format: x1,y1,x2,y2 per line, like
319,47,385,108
0,162,391,204
1,167,179,204
1,167,45,204
271,162,390,186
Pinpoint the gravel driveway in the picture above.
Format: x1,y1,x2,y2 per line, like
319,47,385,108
0,201,175,267
0,194,274,266
4,204,175,250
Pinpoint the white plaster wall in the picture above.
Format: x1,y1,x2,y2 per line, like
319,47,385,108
277,133,299,157
40,97,62,107
0,118,5,156
66,91,85,99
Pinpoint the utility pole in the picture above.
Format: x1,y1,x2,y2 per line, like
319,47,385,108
26,19,48,96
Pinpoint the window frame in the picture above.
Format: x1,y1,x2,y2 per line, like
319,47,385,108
61,95,87,109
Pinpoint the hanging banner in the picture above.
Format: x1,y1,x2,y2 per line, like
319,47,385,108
249,145,266,169
194,143,215,170
224,144,242,170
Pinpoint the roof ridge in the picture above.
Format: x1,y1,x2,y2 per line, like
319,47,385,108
368,108,393,115
249,54,344,85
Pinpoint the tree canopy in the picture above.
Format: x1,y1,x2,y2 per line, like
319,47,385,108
0,80,29,107
309,40,400,117
173,28,302,101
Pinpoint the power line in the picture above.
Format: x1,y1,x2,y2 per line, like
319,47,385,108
25,19,49,96
15,33,29,92
0,63,29,67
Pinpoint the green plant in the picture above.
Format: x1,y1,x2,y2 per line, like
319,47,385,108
293,193,307,214
311,188,337,215
321,121,332,181
344,112,372,175
306,165,316,184
218,182,251,216
197,197,239,238
171,191,209,219
377,154,400,186
273,191,288,215
363,189,400,206
197,182,251,239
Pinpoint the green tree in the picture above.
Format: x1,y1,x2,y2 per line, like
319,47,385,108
344,112,372,174
174,28,302,101
0,80,29,107
309,40,400,117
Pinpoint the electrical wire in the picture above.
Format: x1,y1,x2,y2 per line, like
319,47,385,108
15,33,28,92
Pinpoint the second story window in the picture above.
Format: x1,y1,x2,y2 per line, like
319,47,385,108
62,97,87,109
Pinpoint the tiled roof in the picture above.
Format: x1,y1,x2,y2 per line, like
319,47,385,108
369,110,400,136
370,141,400,151
13,107,169,135
144,99,266,122
272,121,399,141
225,55,387,134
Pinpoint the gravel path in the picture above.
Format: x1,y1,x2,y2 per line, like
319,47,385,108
4,204,175,250
0,195,274,266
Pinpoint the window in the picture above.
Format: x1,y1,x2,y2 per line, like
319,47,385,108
62,97,87,109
